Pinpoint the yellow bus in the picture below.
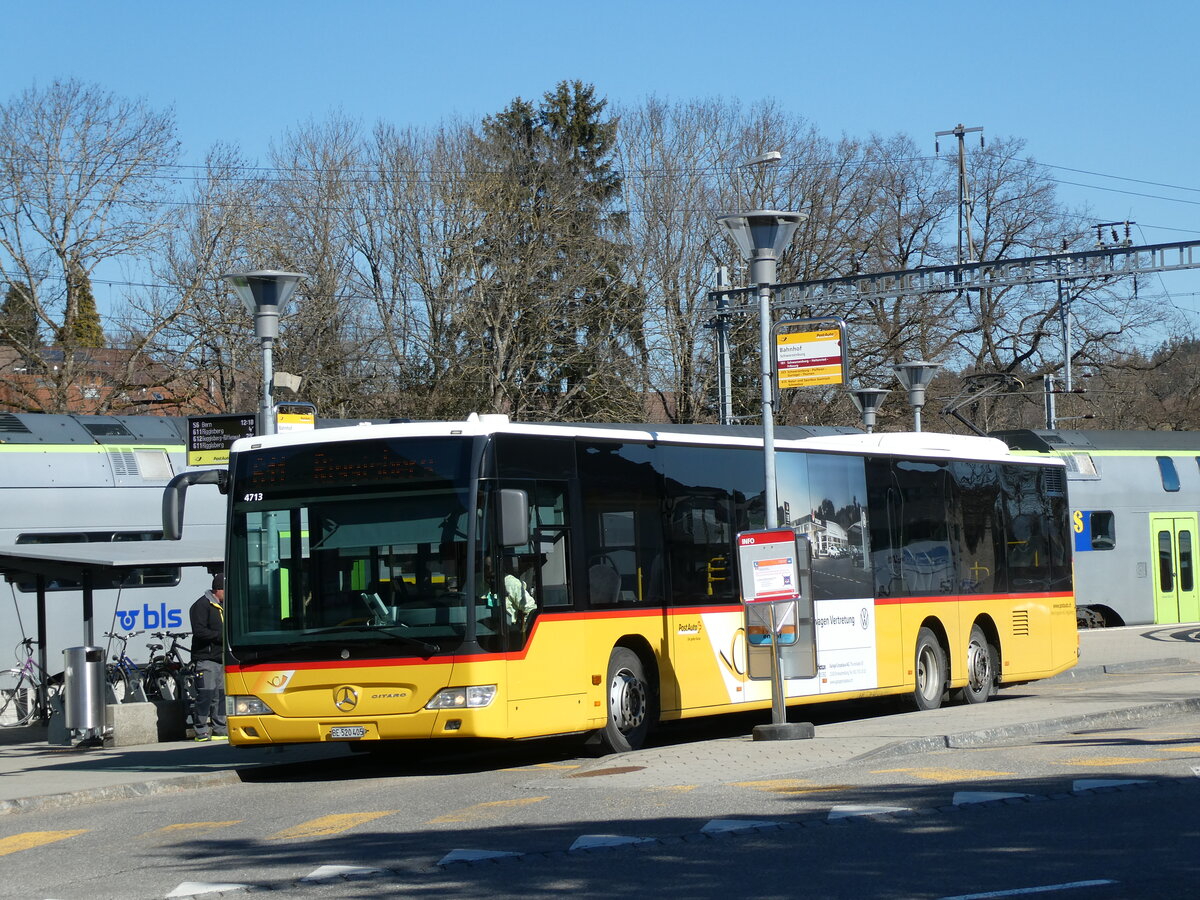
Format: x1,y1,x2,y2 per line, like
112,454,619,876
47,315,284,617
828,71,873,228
211,416,1077,753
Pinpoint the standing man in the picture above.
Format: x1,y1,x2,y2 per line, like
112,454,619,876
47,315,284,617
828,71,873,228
190,572,227,741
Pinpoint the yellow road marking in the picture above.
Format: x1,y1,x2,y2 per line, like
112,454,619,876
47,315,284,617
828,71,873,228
268,811,396,840
732,778,849,795
1056,756,1158,767
427,796,549,824
870,768,1015,782
1154,745,1200,753
0,830,87,857
650,785,698,793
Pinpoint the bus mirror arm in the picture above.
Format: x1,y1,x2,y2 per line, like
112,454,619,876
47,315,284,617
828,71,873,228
162,470,229,540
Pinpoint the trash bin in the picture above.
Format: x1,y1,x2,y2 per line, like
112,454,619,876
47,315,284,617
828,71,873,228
63,646,106,732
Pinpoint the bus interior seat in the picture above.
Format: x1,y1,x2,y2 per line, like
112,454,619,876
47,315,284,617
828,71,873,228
588,563,621,605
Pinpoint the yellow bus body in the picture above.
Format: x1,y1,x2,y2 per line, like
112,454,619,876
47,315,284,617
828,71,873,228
227,589,1076,747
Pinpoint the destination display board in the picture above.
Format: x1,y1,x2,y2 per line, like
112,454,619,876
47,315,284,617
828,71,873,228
774,317,848,389
187,414,256,467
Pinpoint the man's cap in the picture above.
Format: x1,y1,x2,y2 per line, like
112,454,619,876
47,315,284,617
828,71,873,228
212,573,225,590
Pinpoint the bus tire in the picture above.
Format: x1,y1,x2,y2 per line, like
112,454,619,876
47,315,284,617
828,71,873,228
912,627,946,711
599,647,654,754
961,624,998,705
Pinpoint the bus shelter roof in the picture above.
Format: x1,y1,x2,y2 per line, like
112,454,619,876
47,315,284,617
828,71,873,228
0,536,224,659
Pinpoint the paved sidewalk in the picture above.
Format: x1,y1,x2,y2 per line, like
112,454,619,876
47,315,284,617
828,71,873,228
2,624,1197,815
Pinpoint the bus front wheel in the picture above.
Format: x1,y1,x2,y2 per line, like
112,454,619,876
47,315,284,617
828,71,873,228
599,647,654,754
912,627,946,711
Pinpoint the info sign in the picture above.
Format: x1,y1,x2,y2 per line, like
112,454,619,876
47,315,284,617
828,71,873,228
736,529,817,681
737,529,801,604
773,317,847,389
187,414,256,467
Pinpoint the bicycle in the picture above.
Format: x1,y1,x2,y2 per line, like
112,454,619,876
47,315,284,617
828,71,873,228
104,631,146,703
143,631,192,702
0,638,62,727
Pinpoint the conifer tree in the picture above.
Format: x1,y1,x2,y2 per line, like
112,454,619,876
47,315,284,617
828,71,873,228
0,282,41,348
63,261,106,349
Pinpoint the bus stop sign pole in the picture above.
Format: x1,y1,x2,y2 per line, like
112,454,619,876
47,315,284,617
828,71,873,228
736,529,815,741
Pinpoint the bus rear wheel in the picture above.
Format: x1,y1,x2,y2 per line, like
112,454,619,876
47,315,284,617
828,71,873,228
912,627,946,711
961,624,998,705
599,647,655,754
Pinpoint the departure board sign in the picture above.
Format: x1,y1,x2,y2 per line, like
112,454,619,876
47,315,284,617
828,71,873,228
187,414,257,466
773,317,848,389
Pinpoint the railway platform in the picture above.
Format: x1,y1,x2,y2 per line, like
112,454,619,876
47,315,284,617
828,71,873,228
1,624,1197,815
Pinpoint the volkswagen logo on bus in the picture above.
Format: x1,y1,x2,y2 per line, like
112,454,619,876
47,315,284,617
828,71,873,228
334,686,359,711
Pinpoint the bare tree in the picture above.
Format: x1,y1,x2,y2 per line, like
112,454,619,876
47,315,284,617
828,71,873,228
133,142,274,414
267,114,376,419
0,79,180,412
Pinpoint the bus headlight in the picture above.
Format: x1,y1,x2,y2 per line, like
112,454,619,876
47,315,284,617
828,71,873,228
426,685,496,709
228,695,275,717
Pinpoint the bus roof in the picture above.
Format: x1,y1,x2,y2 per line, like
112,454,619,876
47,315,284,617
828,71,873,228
232,415,1049,466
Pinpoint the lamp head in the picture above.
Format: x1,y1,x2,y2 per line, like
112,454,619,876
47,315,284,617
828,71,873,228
222,270,308,340
893,361,940,408
848,387,890,433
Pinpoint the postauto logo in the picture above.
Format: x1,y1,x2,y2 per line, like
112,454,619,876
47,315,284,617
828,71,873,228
115,603,185,631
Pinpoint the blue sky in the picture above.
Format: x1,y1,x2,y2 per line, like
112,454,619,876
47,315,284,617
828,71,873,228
5,0,1200,320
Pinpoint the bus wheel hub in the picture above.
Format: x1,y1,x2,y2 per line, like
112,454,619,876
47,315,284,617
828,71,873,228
610,669,646,733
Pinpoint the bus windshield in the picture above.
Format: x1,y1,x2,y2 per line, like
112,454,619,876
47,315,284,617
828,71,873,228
226,436,481,662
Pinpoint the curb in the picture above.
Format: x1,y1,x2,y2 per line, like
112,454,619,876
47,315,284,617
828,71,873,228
852,696,1200,762
1049,658,1195,682
0,769,243,817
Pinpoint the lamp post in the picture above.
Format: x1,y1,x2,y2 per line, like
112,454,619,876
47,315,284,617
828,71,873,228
221,270,308,436
719,208,807,741
717,210,805,529
893,361,940,432
849,387,890,433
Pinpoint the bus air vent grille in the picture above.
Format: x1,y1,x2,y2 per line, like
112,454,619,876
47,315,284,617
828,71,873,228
1012,608,1030,636
1043,469,1066,496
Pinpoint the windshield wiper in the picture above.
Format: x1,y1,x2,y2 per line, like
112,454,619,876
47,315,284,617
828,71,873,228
303,625,439,657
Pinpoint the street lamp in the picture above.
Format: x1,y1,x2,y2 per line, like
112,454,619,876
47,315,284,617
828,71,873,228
717,210,805,530
222,270,308,436
893,361,940,432
718,208,806,743
848,387,890,433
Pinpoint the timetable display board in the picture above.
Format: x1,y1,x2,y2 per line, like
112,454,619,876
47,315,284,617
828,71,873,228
187,414,257,467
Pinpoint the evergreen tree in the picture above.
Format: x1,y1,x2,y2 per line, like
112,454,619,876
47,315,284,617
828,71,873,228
0,282,41,348
62,260,105,348
461,80,643,420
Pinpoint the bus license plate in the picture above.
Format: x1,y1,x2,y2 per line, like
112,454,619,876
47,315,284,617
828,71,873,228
329,726,366,739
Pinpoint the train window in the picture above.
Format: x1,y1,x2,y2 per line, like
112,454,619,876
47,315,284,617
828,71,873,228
1180,531,1194,593
1157,457,1180,492
13,531,181,592
1158,531,1174,591
1089,511,1116,550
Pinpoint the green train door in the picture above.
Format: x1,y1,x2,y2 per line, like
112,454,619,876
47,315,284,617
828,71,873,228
1150,514,1200,624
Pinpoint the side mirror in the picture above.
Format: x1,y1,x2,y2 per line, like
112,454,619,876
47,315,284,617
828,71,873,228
498,488,530,548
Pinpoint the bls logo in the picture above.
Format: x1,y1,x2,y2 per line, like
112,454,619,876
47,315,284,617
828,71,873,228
116,604,184,631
